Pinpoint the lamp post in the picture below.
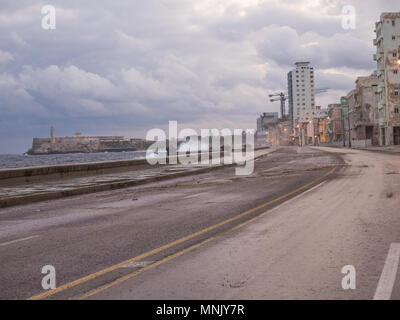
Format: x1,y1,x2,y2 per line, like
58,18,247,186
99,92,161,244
348,113,351,148
342,110,346,147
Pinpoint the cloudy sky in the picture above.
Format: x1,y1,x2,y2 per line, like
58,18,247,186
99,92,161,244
0,0,398,153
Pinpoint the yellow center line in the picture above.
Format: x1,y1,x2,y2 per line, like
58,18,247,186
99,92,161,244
28,167,337,300
78,172,334,300
78,236,217,300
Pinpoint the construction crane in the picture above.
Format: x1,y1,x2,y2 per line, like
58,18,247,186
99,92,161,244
268,87,331,142
269,88,330,118
269,92,287,118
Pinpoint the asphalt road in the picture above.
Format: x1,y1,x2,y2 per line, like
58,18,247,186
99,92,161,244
2,146,399,300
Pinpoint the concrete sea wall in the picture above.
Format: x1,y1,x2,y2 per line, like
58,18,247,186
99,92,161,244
0,158,151,184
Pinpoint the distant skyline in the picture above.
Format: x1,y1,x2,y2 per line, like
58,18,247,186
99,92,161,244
0,0,399,154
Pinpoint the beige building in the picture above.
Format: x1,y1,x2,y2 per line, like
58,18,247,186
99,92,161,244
374,12,400,145
297,105,326,123
347,73,379,146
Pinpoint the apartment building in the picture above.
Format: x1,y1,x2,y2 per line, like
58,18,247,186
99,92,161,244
373,12,400,145
256,112,279,146
287,62,316,131
347,73,379,146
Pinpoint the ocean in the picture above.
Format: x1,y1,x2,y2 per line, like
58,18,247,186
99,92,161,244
0,151,147,169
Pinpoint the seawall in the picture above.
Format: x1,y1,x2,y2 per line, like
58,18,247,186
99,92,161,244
1,147,268,184
0,146,273,208
0,158,151,184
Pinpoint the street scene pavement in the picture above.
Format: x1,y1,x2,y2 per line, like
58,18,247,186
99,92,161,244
1,146,399,300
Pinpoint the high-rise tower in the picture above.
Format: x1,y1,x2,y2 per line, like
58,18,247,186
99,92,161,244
287,62,316,131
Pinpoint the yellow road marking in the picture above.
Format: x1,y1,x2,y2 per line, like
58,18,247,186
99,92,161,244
28,167,337,300
78,174,333,299
78,236,217,300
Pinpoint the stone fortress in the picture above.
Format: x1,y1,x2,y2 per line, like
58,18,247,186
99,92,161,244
27,127,153,155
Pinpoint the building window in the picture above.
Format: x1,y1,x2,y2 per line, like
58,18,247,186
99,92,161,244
393,52,397,57
395,108,399,114
393,35,396,40
395,70,398,74
393,20,396,26
395,88,399,96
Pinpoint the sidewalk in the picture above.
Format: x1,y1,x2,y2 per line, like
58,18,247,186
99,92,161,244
318,142,400,155
0,148,276,208
351,145,400,154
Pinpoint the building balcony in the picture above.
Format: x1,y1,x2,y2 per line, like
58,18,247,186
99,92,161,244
374,34,383,46
375,52,384,61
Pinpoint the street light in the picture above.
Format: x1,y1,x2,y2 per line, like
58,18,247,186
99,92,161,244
397,58,400,66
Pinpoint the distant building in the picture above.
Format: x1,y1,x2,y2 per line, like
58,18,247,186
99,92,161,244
327,97,349,143
256,112,279,146
319,118,328,143
297,105,326,123
276,118,292,146
373,12,400,145
287,62,316,131
28,127,153,154
347,73,379,146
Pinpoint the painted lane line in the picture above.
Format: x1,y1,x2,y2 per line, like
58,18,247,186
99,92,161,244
0,235,39,247
373,243,400,300
78,237,217,300
28,167,337,300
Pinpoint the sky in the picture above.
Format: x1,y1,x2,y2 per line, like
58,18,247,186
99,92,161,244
0,0,398,154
